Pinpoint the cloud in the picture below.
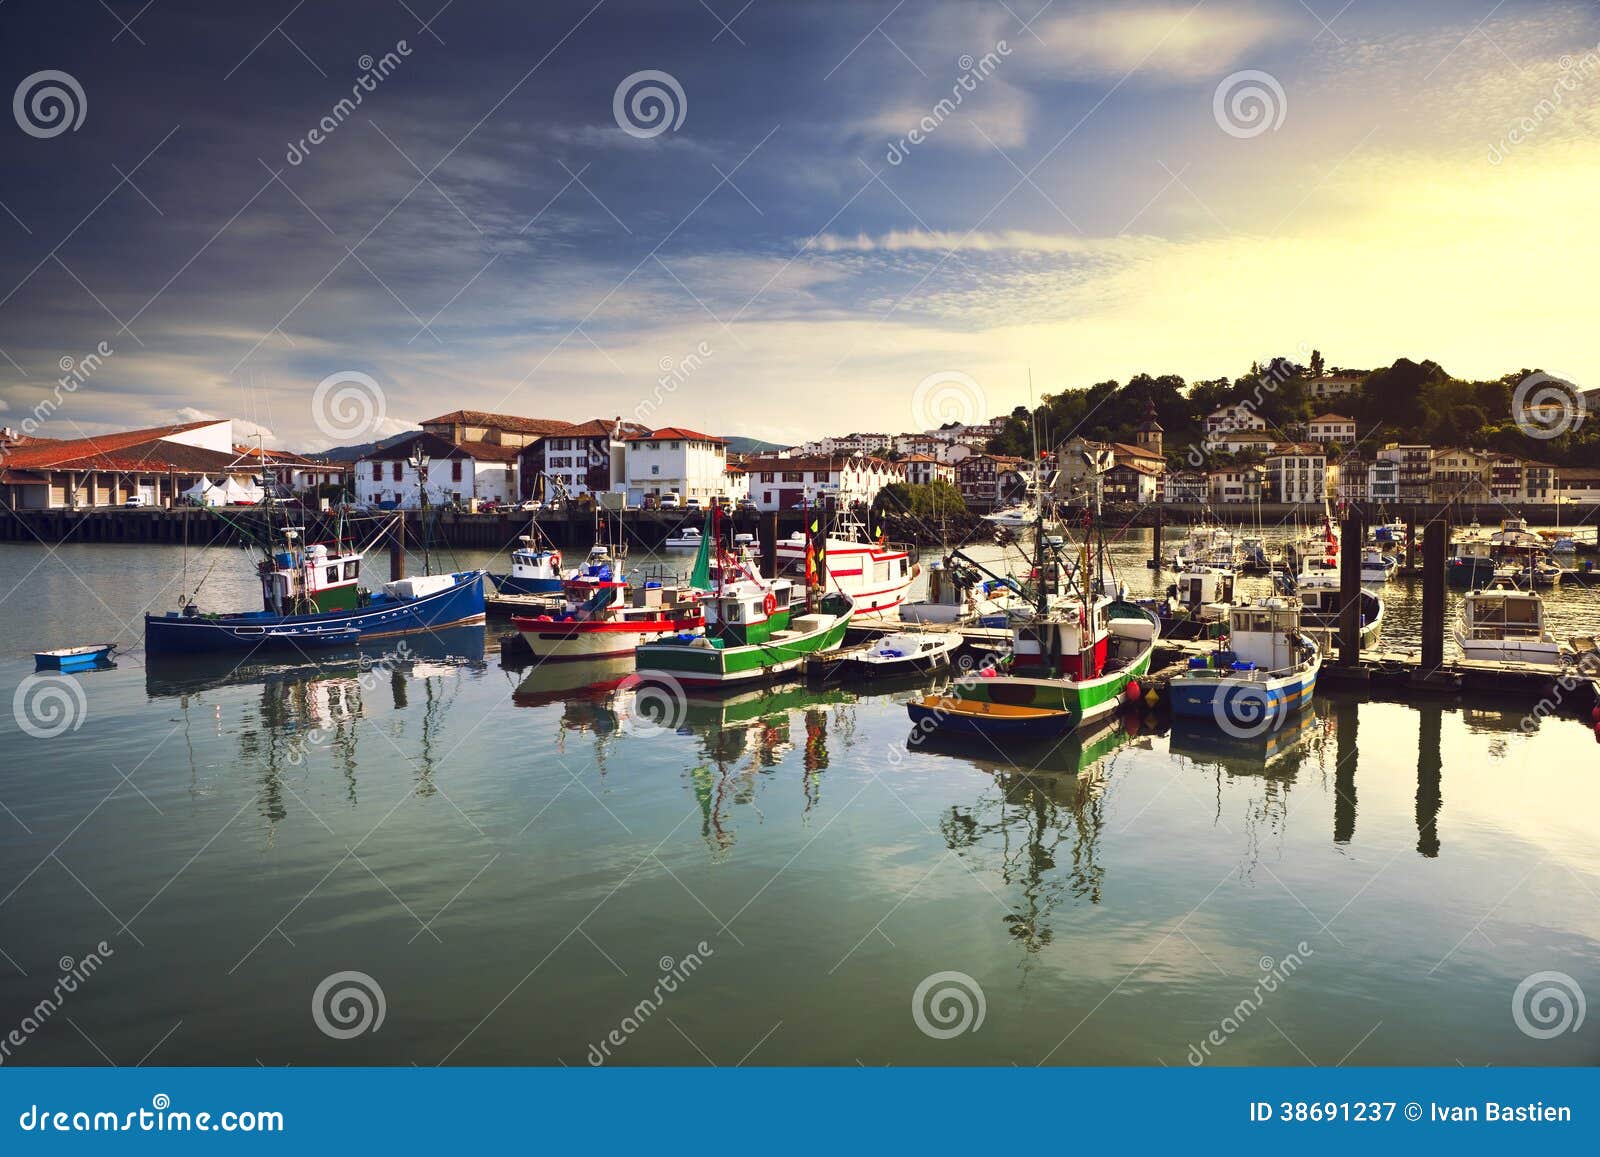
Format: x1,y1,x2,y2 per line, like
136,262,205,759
1032,3,1297,81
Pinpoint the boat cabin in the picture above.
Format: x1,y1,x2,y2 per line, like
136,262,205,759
1226,600,1300,672
705,576,797,645
1459,586,1546,643
259,538,364,615
1174,565,1234,608
1012,597,1110,679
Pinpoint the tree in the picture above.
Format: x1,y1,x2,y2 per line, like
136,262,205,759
1310,349,1325,377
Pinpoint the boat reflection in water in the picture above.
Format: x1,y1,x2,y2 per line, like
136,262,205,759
920,714,1149,953
142,626,488,828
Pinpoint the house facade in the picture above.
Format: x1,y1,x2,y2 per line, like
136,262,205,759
901,453,956,486
742,454,903,511
1163,470,1208,504
519,418,647,501
1209,466,1262,505
1264,445,1326,504
623,428,730,503
354,433,519,507
1377,444,1432,502
1367,459,1400,504
1429,448,1492,504
956,454,1028,508
1307,413,1357,445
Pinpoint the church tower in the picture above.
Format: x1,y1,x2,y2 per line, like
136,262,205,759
1135,400,1163,457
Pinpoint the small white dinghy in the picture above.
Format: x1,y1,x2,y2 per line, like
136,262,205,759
836,631,959,680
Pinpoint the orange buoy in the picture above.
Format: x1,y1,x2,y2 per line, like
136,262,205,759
1125,680,1141,702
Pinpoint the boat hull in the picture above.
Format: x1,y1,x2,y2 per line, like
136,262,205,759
490,572,565,596
1169,662,1319,725
907,697,1076,740
1452,632,1565,666
512,617,702,661
144,571,486,655
951,624,1156,731
635,611,851,689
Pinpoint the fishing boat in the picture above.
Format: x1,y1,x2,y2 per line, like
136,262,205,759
827,631,959,680
983,504,1033,530
900,557,1027,627
1284,571,1383,650
488,535,565,596
774,511,917,620
34,643,116,671
1359,546,1398,584
664,526,705,550
634,519,853,689
907,695,1077,740
1454,580,1566,665
1372,518,1407,549
1171,521,1237,569
1144,563,1235,640
1447,537,1500,589
144,520,485,655
1237,535,1274,574
510,573,704,661
1168,599,1320,730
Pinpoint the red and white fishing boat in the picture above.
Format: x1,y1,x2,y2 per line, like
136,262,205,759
510,572,704,662
774,511,917,621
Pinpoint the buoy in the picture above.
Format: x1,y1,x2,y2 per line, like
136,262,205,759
1125,680,1141,702
1144,687,1160,708
1590,704,1599,724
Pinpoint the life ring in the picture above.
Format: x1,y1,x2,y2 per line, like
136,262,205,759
763,592,778,616
550,550,561,568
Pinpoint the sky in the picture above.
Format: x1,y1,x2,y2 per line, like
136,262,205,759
1,0,1598,451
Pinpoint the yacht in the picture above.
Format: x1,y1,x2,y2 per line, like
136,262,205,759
1454,581,1565,665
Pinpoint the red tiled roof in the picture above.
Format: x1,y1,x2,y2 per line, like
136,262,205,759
1309,413,1354,423
626,427,727,444
421,410,574,435
0,419,226,471
361,433,522,462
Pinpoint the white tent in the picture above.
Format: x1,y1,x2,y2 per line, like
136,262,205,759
182,477,227,507
221,475,265,505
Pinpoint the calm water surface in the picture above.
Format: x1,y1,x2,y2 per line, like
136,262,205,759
0,540,1597,1066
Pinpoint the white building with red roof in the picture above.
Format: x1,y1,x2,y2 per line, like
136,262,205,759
623,427,730,504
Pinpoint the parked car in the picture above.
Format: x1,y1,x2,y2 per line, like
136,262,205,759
124,494,149,508
660,493,682,509
736,497,757,511
684,497,702,511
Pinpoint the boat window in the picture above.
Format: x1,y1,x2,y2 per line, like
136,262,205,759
899,559,908,576
325,566,339,584
343,561,359,580
775,587,789,607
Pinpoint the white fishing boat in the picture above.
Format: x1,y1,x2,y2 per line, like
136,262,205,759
901,557,1027,627
831,631,959,680
1360,546,1398,584
510,577,704,661
1171,522,1237,568
1454,581,1566,665
983,504,1033,529
1169,599,1320,730
664,526,704,550
774,512,917,620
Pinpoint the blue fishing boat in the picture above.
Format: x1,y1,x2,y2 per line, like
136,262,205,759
35,643,116,671
488,538,566,596
1168,599,1320,731
144,530,485,655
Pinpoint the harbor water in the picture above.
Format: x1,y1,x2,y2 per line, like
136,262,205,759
0,538,1596,1066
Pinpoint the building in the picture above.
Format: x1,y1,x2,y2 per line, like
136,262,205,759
742,454,903,511
1554,468,1600,504
956,453,1028,507
519,417,647,501
901,453,955,487
1523,461,1558,503
1306,413,1358,445
354,433,520,507
1209,466,1263,505
1306,374,1363,402
1105,460,1162,504
624,428,730,504
1377,444,1431,502
1328,456,1367,503
1203,404,1268,448
1429,447,1492,504
236,446,347,495
1163,470,1208,504
893,433,956,460
419,409,572,448
1264,445,1326,504
1489,456,1525,502
1366,459,1399,504
0,418,264,509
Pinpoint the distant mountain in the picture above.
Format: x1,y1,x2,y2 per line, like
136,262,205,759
312,430,418,462
722,435,787,454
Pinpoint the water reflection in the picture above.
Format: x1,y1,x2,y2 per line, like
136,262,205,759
925,718,1147,951
143,627,487,830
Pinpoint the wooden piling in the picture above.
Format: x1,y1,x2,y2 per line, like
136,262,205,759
759,511,779,579
1151,505,1163,570
388,514,406,581
1420,517,1448,673
1338,510,1364,665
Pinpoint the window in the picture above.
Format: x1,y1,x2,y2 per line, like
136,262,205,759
452,460,463,482
651,465,660,475
760,472,775,483
325,566,339,584
671,442,681,450
343,561,360,580
392,462,402,481
783,471,803,482
372,463,381,481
